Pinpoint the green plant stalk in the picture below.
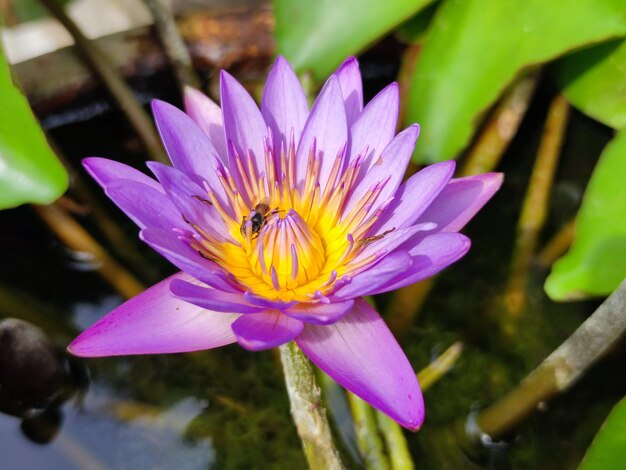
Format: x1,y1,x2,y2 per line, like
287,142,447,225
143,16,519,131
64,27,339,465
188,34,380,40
38,0,169,165
375,411,414,470
347,393,390,469
475,277,626,439
279,342,345,469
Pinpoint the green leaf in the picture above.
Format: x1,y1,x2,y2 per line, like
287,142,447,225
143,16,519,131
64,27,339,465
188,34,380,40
274,0,435,80
557,38,626,130
406,0,626,163
0,44,68,209
545,129,626,300
579,396,626,470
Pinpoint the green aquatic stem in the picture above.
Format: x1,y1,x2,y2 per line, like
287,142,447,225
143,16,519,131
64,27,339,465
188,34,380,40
375,411,414,470
475,278,626,439
279,342,345,469
347,393,390,469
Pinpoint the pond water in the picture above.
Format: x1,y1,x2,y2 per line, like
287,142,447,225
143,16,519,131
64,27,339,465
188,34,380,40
0,44,623,469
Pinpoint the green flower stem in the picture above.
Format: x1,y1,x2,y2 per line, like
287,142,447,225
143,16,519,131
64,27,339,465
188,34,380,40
347,393,390,469
279,342,344,470
417,341,464,391
38,0,169,165
375,411,413,470
475,278,626,439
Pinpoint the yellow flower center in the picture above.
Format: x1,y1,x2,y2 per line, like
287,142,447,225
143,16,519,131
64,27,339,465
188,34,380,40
190,140,389,302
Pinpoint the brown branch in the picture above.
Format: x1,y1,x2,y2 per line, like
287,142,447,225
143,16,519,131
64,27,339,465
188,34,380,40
502,95,569,324
143,0,200,89
38,0,169,164
537,218,576,268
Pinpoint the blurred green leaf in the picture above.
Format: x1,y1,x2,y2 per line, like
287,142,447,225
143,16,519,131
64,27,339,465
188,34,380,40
395,2,439,45
579,396,626,470
0,45,68,209
6,0,69,23
557,38,626,130
545,129,626,300
274,0,435,79
406,0,626,163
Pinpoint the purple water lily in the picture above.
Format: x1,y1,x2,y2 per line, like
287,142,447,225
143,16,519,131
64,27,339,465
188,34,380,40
69,56,502,431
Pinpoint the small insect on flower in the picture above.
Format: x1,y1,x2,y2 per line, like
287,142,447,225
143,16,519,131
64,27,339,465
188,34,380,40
240,197,280,239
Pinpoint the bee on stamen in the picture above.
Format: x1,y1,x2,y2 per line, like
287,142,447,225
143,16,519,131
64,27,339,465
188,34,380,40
240,198,280,239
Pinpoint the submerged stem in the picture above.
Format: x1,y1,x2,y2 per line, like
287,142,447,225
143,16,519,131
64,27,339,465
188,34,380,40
34,203,145,299
279,342,344,470
475,278,626,439
502,94,569,325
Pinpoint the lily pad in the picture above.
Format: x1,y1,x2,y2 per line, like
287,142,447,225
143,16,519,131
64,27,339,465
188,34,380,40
557,38,626,130
579,396,626,470
405,0,626,163
0,45,68,209
274,0,435,80
545,129,626,300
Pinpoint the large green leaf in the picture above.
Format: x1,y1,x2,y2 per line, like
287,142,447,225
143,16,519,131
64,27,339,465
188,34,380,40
0,45,68,209
579,396,626,470
406,0,626,163
557,38,626,130
274,0,435,79
545,129,626,300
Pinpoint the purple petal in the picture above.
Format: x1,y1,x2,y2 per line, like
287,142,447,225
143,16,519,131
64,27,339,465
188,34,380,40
220,71,269,175
183,86,228,160
296,76,348,190
348,82,399,165
170,278,265,314
374,161,456,233
232,312,304,351
242,291,298,310
296,298,424,430
261,56,309,149
343,124,420,217
68,272,239,357
105,180,185,230
139,227,235,291
350,223,437,265
375,232,471,294
147,162,233,243
334,57,363,126
332,251,412,299
83,157,163,192
283,300,355,325
152,100,223,188
416,173,504,232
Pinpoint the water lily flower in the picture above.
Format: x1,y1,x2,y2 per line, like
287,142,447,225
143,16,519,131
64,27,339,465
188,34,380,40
69,56,502,431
